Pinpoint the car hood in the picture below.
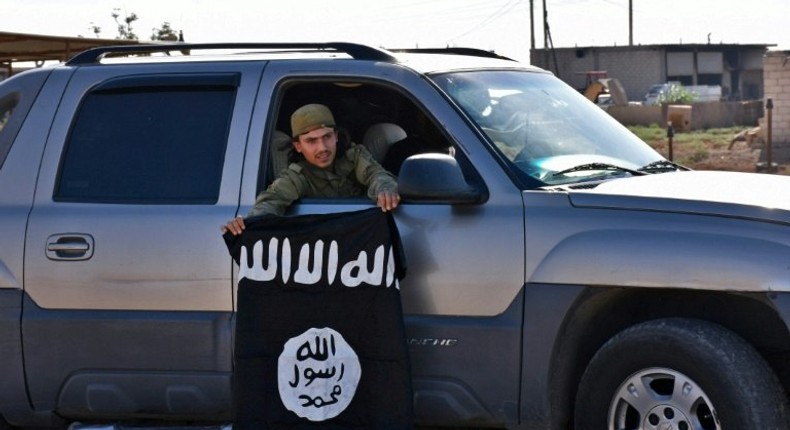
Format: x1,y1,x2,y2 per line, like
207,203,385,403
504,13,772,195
568,170,790,224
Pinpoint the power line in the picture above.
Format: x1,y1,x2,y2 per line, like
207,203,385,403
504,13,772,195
447,0,524,43
355,0,521,25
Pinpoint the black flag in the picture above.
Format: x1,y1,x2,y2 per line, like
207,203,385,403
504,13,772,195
224,208,412,429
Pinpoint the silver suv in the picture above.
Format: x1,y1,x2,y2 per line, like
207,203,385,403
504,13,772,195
1,42,789,430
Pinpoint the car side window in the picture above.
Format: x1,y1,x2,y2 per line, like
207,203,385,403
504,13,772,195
0,97,13,136
265,80,456,189
0,100,11,131
55,74,239,204
0,70,51,170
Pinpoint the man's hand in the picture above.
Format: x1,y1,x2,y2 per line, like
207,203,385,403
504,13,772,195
377,190,400,212
221,216,246,236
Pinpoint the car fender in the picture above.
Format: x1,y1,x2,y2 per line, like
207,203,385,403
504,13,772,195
529,229,790,292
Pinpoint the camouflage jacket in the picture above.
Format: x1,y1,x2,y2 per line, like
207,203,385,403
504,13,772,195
248,143,398,217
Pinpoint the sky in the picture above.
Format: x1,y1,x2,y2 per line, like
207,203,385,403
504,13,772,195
2,0,789,64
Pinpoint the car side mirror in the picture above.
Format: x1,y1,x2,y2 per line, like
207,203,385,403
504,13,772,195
397,154,481,203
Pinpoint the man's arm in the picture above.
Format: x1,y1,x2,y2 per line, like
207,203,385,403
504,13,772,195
349,144,400,211
221,166,307,235
248,166,308,217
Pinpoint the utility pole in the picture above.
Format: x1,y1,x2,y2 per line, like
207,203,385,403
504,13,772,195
530,0,535,50
542,0,548,50
629,0,633,46
542,0,548,67
541,0,559,77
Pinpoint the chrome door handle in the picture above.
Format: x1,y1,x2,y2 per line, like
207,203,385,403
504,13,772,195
46,234,94,261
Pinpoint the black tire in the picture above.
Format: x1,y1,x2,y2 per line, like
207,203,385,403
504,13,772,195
574,318,790,430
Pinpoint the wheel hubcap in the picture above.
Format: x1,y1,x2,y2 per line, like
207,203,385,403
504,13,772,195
607,367,720,430
646,404,688,429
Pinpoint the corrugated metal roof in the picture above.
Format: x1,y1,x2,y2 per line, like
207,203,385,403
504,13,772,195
0,31,138,63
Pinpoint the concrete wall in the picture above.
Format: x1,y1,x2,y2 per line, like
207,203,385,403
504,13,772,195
606,101,762,130
690,101,762,129
763,51,790,144
532,47,663,101
607,105,662,126
598,49,663,101
531,48,592,90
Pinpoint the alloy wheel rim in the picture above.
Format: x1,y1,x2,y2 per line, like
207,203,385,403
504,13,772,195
607,367,720,430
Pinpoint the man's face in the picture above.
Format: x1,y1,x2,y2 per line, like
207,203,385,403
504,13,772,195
293,127,337,169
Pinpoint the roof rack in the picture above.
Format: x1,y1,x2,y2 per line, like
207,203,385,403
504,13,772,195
66,42,399,65
390,47,515,61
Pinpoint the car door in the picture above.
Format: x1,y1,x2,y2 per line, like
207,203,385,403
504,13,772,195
241,61,527,426
22,62,263,418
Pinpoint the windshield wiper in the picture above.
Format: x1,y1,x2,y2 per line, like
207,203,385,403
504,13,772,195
551,162,647,179
638,160,690,173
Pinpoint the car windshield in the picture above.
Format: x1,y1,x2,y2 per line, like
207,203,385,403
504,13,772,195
431,70,665,186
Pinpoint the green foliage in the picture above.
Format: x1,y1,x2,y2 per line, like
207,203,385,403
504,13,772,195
151,22,179,41
628,125,743,141
91,10,179,42
685,141,710,163
657,84,696,105
629,123,666,141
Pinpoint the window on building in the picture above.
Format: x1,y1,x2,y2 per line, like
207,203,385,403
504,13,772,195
697,74,722,86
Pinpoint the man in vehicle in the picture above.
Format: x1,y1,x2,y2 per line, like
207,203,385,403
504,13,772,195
222,103,400,234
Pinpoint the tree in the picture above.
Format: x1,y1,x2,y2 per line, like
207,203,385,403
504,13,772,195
112,8,139,40
151,22,179,41
90,10,181,42
88,22,101,38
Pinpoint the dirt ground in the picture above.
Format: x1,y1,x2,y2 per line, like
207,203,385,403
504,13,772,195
647,136,790,175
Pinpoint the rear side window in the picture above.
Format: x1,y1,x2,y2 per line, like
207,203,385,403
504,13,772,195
0,98,13,133
0,70,51,169
55,74,238,204
0,94,14,133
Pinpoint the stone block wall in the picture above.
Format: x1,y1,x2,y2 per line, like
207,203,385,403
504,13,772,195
597,49,663,101
762,51,790,144
531,47,664,101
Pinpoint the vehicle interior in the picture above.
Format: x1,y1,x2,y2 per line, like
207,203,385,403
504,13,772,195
261,80,455,191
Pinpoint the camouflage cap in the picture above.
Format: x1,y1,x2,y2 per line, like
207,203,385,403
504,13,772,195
290,104,336,137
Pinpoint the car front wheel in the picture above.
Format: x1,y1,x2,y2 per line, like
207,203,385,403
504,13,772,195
574,318,790,430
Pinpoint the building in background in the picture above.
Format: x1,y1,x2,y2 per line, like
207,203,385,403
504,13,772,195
530,43,771,102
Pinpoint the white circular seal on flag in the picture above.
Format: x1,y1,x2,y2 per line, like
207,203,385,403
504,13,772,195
278,327,361,421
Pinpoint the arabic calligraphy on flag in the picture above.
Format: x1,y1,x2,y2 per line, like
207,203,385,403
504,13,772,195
224,208,412,429
279,327,361,421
